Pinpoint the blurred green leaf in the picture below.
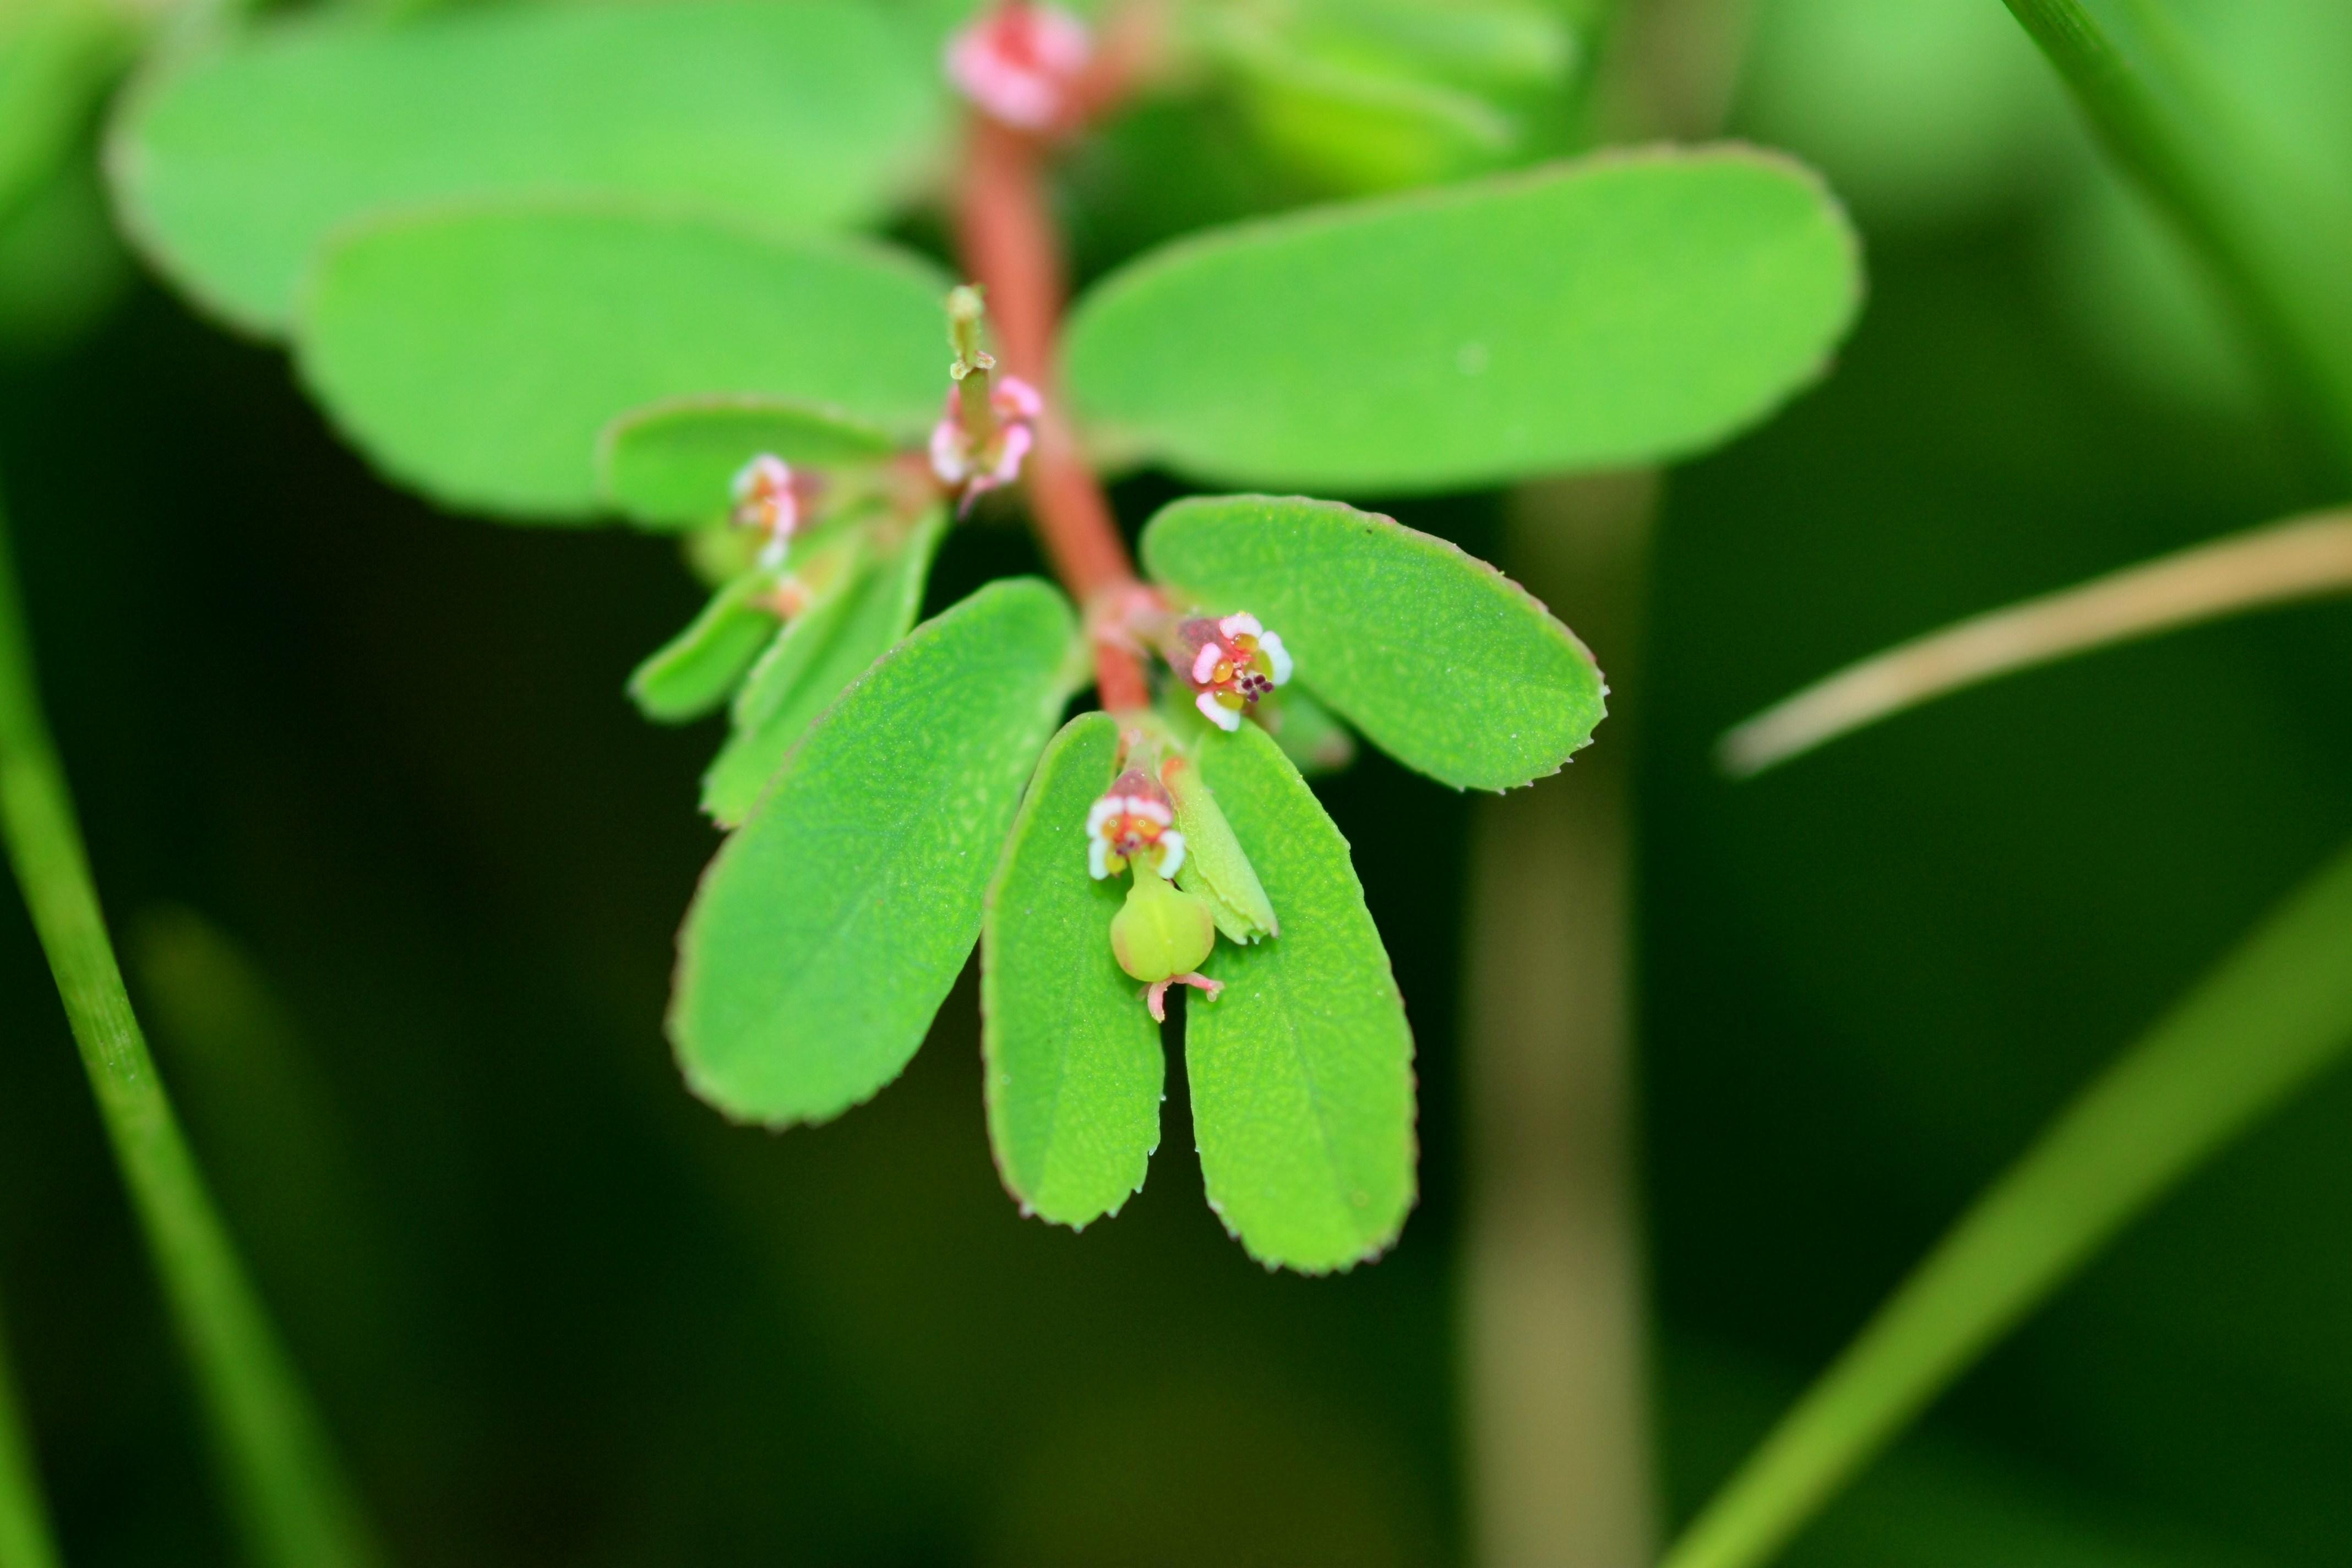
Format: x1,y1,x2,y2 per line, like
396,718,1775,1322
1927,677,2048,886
979,712,1163,1229
1144,494,1603,791
701,512,944,827
1187,722,1414,1272
628,571,784,725
1735,0,2079,227
1262,684,1355,775
0,144,130,357
1663,837,2352,1568
598,396,899,531
1201,0,1576,193
109,0,943,331
295,204,949,520
1064,148,1862,492
2000,0,2352,472
1,0,134,220
671,578,1077,1125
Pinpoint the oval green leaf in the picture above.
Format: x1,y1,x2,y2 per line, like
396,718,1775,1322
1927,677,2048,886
981,712,1163,1228
1142,494,1603,790
598,396,899,531
295,204,949,520
700,513,944,827
1063,146,1862,491
1186,722,1415,1272
108,0,943,331
672,577,1079,1126
627,571,782,725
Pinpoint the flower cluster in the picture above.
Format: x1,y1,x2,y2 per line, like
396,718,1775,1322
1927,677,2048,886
729,454,803,569
1085,769,1185,881
944,2,1092,131
1176,612,1293,731
929,371,1042,508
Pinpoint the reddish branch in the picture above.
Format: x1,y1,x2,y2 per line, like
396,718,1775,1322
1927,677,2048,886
953,115,1151,714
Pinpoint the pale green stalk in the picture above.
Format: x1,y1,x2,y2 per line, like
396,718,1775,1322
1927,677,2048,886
0,488,383,1568
0,1288,61,1568
1659,840,2352,1568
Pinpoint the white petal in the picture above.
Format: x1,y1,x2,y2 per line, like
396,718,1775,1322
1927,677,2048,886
1191,643,1223,684
1088,837,1110,880
1259,630,1292,685
1156,830,1186,880
1196,692,1240,731
1086,797,1118,833
1219,612,1262,640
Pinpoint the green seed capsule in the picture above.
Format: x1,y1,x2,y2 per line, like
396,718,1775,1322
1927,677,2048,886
1109,874,1217,983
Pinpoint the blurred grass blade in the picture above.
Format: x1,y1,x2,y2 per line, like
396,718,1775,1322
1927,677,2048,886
2001,0,2352,471
1659,837,2352,1568
0,1284,59,1568
1718,509,2352,775
0,488,384,1568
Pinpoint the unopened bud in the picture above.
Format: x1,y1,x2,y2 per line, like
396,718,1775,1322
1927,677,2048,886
1110,873,1216,986
945,2,1093,131
730,454,804,568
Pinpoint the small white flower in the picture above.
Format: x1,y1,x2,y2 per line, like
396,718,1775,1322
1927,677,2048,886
1086,776,1185,879
1177,612,1292,729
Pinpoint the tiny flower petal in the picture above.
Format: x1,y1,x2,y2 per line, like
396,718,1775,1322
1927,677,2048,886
995,374,1044,420
1258,630,1293,685
1217,612,1262,640
1196,690,1242,731
1191,643,1223,684
945,3,1092,130
929,410,970,486
1088,836,1110,880
1156,828,1186,881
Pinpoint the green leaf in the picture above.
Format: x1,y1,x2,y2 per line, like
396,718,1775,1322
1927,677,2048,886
672,577,1078,1125
1185,722,1415,1272
980,712,1163,1228
1660,838,2352,1568
1161,749,1277,944
1264,684,1356,775
627,571,783,725
296,204,949,520
597,395,899,531
1063,147,1862,492
1,0,135,222
108,0,943,331
1142,494,1603,791
700,513,944,827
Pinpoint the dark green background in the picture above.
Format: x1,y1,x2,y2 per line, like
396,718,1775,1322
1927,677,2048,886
5,5,2352,1564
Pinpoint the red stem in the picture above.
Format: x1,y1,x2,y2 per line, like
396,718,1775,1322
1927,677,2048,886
954,115,1150,714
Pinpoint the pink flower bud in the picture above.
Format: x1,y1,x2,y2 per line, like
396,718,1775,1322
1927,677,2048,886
1085,768,1187,881
730,454,805,568
945,2,1093,130
929,373,1043,504
1174,612,1293,732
